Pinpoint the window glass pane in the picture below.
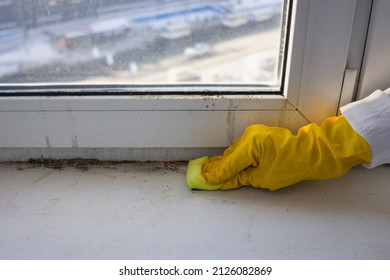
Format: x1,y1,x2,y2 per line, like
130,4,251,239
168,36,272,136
0,0,286,89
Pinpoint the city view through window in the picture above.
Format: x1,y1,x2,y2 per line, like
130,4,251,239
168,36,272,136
0,0,285,87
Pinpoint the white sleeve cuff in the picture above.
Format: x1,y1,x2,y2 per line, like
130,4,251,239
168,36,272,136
340,89,390,168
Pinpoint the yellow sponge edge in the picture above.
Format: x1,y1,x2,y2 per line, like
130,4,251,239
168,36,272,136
186,156,223,190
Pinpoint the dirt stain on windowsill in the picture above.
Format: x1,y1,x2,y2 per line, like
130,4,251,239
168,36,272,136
11,158,188,173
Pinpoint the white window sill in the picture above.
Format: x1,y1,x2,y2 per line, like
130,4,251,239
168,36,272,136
1,162,389,259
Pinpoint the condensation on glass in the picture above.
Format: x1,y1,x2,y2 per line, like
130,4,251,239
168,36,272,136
0,0,286,88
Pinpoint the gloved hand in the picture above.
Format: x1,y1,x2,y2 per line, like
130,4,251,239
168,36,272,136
186,115,372,191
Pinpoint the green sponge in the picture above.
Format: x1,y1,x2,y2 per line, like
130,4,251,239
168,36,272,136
186,156,223,190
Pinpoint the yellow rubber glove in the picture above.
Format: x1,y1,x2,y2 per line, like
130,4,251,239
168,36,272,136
186,115,372,191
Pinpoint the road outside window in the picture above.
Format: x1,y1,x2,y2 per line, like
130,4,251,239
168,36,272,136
0,0,285,88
